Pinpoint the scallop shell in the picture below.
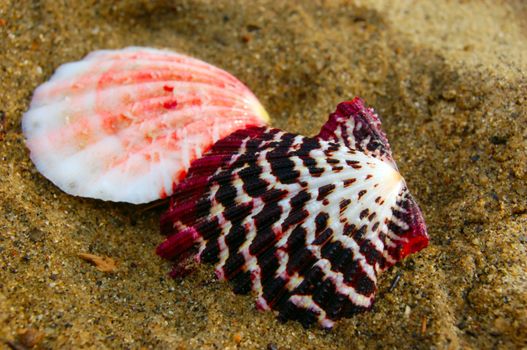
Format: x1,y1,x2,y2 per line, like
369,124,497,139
22,47,269,204
157,98,429,328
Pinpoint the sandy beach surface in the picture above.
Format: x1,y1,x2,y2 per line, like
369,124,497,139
1,1,526,349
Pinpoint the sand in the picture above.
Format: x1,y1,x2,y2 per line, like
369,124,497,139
1,0,526,349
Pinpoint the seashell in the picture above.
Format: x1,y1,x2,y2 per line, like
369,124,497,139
157,97,429,329
21,45,428,328
22,47,269,204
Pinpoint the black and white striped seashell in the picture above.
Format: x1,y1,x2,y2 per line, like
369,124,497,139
157,97,429,328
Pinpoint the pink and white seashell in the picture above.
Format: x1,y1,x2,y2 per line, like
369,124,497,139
22,47,269,204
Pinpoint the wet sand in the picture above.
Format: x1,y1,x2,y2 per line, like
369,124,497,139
1,1,526,349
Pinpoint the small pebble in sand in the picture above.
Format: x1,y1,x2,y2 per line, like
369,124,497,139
27,228,44,243
7,328,44,349
389,272,402,292
267,343,278,350
420,317,428,335
232,332,242,344
404,305,412,318
78,253,117,273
